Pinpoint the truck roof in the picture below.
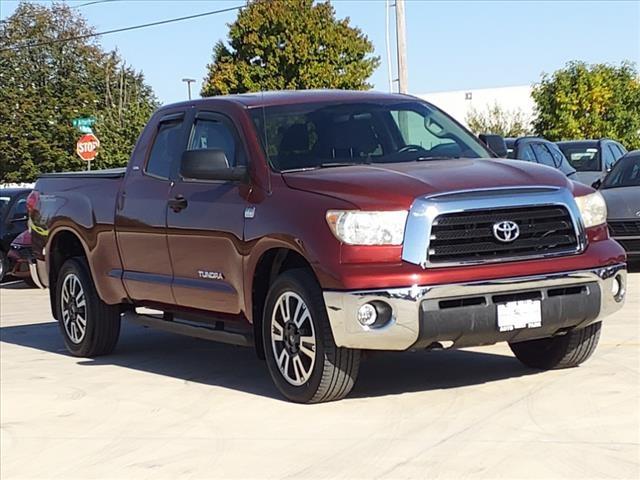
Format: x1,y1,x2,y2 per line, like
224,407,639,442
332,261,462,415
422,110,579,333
162,89,416,110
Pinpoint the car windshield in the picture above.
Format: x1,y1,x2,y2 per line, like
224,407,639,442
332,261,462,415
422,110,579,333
602,155,640,189
252,101,492,172
558,144,600,172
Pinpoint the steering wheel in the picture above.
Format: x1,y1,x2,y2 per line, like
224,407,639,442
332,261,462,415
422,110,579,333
397,144,428,154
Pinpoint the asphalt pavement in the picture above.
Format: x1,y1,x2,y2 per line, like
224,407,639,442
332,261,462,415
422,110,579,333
1,272,638,479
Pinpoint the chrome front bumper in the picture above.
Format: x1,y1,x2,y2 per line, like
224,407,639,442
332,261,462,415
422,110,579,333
323,263,627,350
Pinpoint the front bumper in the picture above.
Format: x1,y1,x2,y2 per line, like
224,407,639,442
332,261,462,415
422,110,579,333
323,263,627,350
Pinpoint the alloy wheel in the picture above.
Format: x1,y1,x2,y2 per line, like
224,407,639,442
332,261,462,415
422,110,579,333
61,273,87,344
270,291,317,386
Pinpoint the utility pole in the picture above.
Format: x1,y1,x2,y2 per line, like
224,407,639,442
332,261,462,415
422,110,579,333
182,78,196,100
395,0,408,94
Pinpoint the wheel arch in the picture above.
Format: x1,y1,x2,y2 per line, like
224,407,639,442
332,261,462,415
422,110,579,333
249,246,318,359
47,228,90,319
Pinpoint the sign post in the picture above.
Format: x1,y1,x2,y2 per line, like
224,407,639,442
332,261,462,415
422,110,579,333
76,133,100,171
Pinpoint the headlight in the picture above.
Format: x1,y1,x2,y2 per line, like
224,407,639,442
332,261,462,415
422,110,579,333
575,191,607,228
326,210,408,245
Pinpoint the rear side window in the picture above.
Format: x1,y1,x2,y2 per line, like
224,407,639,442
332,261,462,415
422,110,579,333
188,118,239,166
532,143,557,168
520,145,536,162
146,120,184,179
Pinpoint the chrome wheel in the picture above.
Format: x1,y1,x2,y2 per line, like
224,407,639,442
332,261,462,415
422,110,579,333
61,273,87,344
270,291,317,386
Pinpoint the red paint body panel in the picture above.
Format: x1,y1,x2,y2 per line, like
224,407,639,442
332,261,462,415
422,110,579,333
29,91,627,329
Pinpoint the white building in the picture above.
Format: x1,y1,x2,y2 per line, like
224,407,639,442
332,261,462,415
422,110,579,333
417,85,535,129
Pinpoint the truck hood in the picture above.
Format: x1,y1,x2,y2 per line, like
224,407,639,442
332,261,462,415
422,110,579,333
282,158,571,209
600,186,640,219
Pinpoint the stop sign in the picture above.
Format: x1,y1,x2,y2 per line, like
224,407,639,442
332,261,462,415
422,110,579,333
76,133,100,161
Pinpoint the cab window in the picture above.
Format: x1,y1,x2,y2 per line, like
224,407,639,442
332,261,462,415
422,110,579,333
532,143,557,168
188,118,240,166
146,119,185,179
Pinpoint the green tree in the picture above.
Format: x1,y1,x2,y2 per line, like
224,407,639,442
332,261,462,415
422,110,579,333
201,0,380,96
465,103,532,137
532,61,640,149
0,2,157,182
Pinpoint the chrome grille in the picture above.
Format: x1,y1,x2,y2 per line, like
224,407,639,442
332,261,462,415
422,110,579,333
428,206,579,264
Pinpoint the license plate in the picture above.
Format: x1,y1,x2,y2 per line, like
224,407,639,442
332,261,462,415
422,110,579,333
497,300,542,332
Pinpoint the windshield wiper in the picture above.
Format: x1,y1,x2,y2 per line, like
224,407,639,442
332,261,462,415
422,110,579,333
416,156,461,161
281,162,362,173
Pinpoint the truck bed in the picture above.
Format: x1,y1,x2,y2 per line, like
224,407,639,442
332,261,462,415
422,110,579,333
38,168,126,179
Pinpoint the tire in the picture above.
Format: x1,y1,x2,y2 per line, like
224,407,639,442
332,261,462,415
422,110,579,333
55,257,121,357
262,269,360,403
509,322,602,370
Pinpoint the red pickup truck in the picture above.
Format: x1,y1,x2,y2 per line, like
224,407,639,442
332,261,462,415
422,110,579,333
30,90,627,403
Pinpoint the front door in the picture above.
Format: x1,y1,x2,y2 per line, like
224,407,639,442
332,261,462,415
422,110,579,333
166,111,248,314
115,111,189,304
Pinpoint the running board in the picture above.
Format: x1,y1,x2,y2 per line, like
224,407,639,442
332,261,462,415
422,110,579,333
122,312,254,347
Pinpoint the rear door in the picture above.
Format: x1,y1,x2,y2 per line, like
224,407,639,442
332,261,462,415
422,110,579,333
115,111,189,304
166,110,248,313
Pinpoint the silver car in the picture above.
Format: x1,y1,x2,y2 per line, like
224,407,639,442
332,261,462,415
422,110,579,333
594,150,640,260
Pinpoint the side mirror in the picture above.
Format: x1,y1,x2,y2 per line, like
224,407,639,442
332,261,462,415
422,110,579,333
479,134,508,158
591,179,602,189
180,149,248,182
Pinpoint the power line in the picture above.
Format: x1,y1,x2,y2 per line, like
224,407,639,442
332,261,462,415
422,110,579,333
1,4,244,52
72,0,121,8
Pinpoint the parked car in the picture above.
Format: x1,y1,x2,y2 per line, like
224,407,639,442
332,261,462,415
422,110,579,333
30,90,627,403
593,150,640,260
0,187,31,281
557,139,627,185
6,229,38,286
505,137,577,180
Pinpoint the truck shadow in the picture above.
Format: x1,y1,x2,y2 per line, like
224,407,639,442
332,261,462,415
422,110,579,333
0,320,540,401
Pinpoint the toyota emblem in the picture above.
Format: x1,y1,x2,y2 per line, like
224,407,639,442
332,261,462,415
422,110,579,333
493,220,520,242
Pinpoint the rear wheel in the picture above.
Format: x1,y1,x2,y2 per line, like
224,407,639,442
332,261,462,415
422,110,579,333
262,269,360,403
55,258,121,357
509,322,602,369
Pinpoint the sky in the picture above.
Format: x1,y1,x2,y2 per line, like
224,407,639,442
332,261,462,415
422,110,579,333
1,0,639,105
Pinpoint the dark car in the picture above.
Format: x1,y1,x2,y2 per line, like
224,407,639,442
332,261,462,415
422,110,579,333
506,137,577,180
0,187,31,281
557,139,627,186
594,150,640,260
6,229,38,286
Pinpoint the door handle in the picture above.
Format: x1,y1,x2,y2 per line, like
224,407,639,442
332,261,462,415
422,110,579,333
168,195,188,212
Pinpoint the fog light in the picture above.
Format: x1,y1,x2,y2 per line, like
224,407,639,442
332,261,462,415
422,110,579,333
357,303,377,327
611,276,621,297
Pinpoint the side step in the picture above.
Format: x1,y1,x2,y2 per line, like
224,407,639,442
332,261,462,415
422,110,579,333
122,311,254,347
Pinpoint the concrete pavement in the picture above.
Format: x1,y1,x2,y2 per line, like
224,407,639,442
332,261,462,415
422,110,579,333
1,273,639,479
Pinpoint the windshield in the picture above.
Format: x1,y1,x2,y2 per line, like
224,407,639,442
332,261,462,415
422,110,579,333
558,144,600,172
602,155,640,189
252,101,492,171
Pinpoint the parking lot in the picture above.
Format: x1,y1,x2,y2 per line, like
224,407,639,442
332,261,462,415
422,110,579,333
1,273,638,479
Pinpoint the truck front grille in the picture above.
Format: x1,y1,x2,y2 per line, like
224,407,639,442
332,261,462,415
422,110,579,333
608,220,640,237
428,206,579,264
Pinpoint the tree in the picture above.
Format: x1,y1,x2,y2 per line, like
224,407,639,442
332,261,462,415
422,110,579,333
465,103,532,137
201,0,380,96
0,3,158,182
532,61,640,149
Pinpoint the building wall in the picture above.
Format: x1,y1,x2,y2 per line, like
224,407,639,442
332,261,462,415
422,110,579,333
417,85,535,129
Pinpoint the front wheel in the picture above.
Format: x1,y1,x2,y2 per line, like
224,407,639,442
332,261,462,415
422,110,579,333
509,322,602,370
262,269,360,403
55,258,121,357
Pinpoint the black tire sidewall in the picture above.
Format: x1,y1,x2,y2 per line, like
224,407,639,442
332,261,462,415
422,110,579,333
262,270,328,403
55,258,99,357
